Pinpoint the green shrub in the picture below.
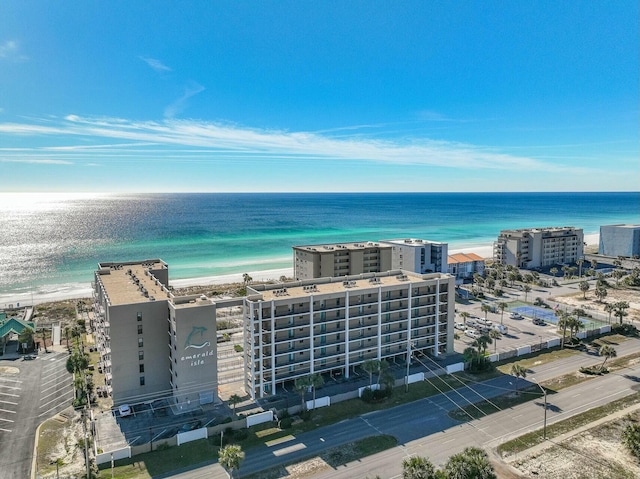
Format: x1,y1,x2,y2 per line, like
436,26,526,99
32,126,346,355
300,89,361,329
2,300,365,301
279,417,293,429
612,323,638,337
233,344,244,352
580,365,607,375
156,443,170,451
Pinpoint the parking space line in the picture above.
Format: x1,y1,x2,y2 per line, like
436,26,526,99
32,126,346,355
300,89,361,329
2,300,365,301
38,392,74,417
0,408,16,414
41,384,73,401
0,378,22,384
41,377,71,392
0,400,18,406
0,385,20,390
0,417,14,423
0,392,19,398
0,427,12,432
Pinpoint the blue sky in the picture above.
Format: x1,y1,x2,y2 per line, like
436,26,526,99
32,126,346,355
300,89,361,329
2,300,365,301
1,1,638,193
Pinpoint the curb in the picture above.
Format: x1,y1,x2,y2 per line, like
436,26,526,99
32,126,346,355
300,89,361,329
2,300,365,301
31,418,46,479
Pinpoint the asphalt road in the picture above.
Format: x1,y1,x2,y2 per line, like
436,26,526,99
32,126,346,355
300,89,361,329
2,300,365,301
0,347,74,479
163,337,640,479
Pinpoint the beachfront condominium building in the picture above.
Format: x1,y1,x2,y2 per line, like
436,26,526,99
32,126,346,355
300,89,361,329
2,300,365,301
379,238,448,274
447,252,485,282
599,224,640,258
493,227,584,269
293,242,392,280
242,270,455,399
93,260,219,408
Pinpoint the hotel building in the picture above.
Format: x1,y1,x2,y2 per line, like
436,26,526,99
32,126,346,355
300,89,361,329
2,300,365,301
493,227,584,269
379,238,448,274
243,270,455,399
293,242,392,280
93,260,219,407
599,224,640,258
447,252,485,282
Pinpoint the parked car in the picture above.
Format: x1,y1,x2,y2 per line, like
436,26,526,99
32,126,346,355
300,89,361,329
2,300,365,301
465,329,481,339
532,318,546,326
454,322,467,331
493,324,508,334
510,312,523,319
118,404,132,417
477,318,492,326
465,318,479,328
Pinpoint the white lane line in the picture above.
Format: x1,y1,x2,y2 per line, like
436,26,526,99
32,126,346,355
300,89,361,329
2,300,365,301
41,384,73,401
0,392,19,398
38,392,74,417
0,427,12,432
0,400,18,406
0,385,20,390
40,394,69,409
571,393,581,398
0,408,16,414
0,378,22,384
41,374,69,387
0,417,15,423
41,377,72,392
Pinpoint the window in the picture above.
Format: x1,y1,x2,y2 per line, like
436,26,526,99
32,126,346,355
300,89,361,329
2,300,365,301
139,364,145,373
139,376,145,386
138,351,144,360
137,312,142,321
138,338,143,348
137,325,143,334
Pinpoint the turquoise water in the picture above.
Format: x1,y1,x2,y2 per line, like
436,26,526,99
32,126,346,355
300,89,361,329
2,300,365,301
0,192,638,299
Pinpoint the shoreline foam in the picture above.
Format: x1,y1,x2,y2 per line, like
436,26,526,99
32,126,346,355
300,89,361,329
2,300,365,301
0,233,600,306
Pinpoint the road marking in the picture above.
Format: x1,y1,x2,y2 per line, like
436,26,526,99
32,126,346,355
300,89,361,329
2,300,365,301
0,385,20,391
41,378,71,393
41,384,73,401
0,378,22,384
512,414,523,418
0,392,19,398
443,438,456,444
0,417,14,423
0,408,16,414
571,393,581,398
0,400,17,406
38,392,74,417
0,427,12,432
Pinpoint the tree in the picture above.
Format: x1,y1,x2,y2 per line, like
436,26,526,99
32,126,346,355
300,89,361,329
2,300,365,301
444,447,496,479
228,394,242,416
18,327,35,352
613,301,630,324
376,359,390,386
622,423,640,459
473,335,492,356
510,364,527,393
294,376,311,411
507,271,518,287
362,359,380,387
522,284,532,302
576,259,584,277
561,265,569,279
459,311,470,323
480,304,491,319
573,308,586,323
556,311,571,349
604,303,615,324
590,259,598,270
579,281,590,299
489,329,501,353
242,273,252,286
613,269,625,286
598,345,617,371
402,455,436,479
595,285,607,302
219,444,244,478
550,267,558,278
566,316,584,340
497,302,507,325
308,372,325,410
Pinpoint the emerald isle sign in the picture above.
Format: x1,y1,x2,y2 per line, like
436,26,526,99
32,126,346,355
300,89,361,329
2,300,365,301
181,326,214,367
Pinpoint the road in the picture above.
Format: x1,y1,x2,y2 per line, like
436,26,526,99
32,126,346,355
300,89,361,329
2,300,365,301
162,337,640,478
0,347,74,479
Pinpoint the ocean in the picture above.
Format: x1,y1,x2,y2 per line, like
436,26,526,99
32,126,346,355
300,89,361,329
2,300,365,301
0,192,638,304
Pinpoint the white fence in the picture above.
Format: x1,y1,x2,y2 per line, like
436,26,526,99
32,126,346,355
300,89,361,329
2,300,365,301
246,410,273,427
306,396,330,410
517,345,531,356
446,362,464,373
358,384,380,397
176,427,207,446
406,372,424,385
96,446,131,465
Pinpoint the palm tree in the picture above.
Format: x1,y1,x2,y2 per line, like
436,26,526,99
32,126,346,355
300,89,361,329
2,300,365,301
445,447,497,479
566,316,584,341
508,271,518,287
556,311,571,349
473,335,492,356
308,372,325,410
489,329,501,353
576,259,584,277
591,259,598,270
613,269,625,286
573,308,586,323
480,304,491,320
579,281,590,299
522,284,532,302
376,359,390,386
497,302,507,325
18,327,35,352
294,376,311,411
613,301,630,324
511,364,527,393
242,273,252,286
599,345,617,371
219,444,244,478
550,267,558,278
604,303,615,324
561,265,569,279
361,359,380,387
228,394,242,416
402,455,436,479
459,311,470,323
595,285,607,302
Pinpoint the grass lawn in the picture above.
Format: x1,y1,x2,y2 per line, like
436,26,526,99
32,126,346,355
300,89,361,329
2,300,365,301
497,392,640,457
495,348,579,375
37,418,68,476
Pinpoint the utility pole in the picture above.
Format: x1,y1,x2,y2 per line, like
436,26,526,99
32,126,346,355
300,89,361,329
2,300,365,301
82,406,90,478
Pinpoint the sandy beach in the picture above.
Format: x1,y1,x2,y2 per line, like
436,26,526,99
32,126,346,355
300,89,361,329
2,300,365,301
0,233,600,307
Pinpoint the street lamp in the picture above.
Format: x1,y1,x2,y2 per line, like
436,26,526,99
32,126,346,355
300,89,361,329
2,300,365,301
532,377,547,439
405,341,415,393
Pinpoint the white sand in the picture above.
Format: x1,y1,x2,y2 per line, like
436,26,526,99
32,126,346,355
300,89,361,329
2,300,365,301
2,233,600,306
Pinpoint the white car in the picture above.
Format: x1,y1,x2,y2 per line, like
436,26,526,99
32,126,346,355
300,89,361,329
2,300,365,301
510,312,522,319
118,404,132,417
454,322,467,331
477,318,492,326
493,324,508,334
465,329,480,339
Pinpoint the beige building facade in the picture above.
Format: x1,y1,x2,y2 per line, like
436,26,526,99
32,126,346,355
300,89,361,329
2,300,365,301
243,270,455,399
493,227,584,269
293,241,392,280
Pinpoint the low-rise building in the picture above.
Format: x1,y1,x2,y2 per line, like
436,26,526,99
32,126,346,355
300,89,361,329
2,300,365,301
493,227,584,269
243,270,455,399
447,252,485,281
599,224,640,258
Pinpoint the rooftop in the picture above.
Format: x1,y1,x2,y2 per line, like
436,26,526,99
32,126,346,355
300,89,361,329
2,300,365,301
293,241,390,252
448,252,484,264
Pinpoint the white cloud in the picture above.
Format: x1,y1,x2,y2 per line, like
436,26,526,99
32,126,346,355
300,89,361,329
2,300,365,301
140,56,172,72
0,40,27,61
164,82,206,119
0,115,597,174
1,158,72,165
